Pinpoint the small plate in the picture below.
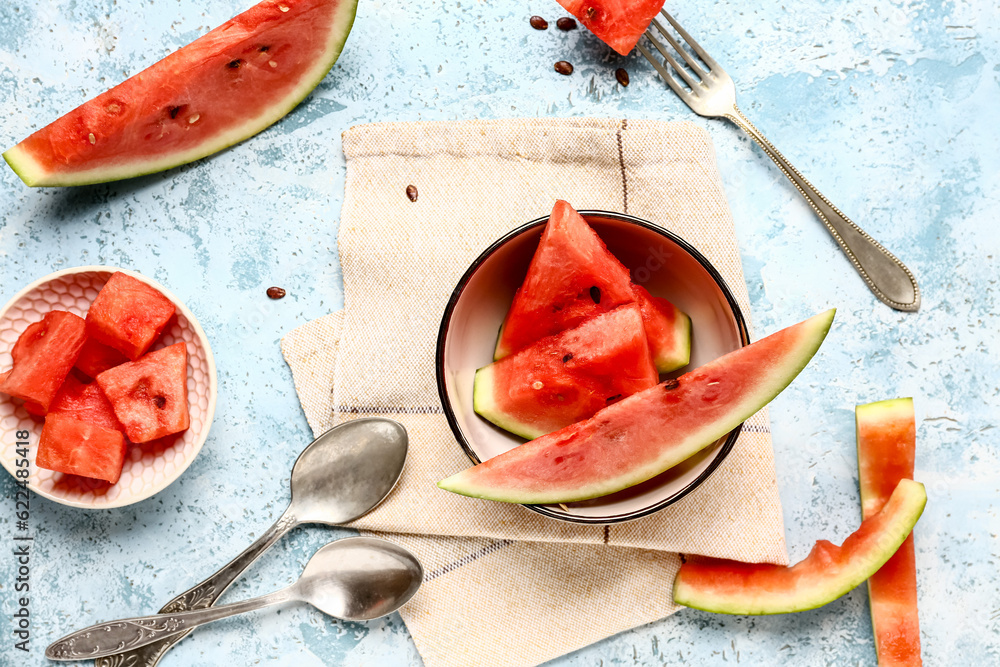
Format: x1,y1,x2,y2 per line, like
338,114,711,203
0,266,218,509
436,211,749,524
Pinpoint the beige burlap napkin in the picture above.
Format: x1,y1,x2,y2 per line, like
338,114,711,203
281,118,787,667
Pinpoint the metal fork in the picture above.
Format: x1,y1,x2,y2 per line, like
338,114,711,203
637,9,920,312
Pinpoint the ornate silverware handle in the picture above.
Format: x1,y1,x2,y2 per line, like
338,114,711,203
724,105,920,311
47,588,295,661
95,508,298,667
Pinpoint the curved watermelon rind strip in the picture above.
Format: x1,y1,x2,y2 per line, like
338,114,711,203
3,0,358,187
672,479,927,615
439,309,837,504
472,365,547,441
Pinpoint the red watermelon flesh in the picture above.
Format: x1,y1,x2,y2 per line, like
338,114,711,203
3,0,358,187
474,303,658,440
97,342,189,443
672,479,926,615
632,284,691,372
49,375,125,434
86,272,176,360
36,413,128,484
495,200,636,360
441,309,835,504
0,311,87,414
556,0,665,56
857,399,922,665
75,337,128,380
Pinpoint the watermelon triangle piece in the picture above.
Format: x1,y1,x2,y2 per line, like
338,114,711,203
556,0,666,56
3,0,358,186
49,375,126,434
441,309,835,504
856,398,922,665
672,479,926,615
0,311,87,414
475,303,659,440
632,284,691,372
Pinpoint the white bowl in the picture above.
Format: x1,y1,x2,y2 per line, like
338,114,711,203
0,266,218,509
436,211,749,524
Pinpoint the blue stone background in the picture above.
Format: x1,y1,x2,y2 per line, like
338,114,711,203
0,0,997,664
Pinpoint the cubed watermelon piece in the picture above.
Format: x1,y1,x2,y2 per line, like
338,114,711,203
36,413,127,484
74,337,128,379
0,311,87,413
49,375,125,434
96,342,189,443
86,272,176,360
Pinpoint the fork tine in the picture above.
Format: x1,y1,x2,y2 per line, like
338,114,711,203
648,17,707,80
659,8,721,71
642,30,700,90
636,41,692,101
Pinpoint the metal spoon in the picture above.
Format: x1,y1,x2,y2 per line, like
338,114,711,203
46,537,423,661
95,417,408,667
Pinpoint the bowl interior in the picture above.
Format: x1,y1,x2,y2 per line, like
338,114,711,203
438,212,748,523
0,267,217,509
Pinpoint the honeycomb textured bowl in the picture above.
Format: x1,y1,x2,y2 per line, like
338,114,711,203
0,266,217,509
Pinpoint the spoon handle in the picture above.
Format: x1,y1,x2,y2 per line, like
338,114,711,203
46,587,296,661
95,506,299,667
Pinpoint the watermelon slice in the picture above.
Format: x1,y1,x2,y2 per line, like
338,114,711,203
474,303,658,440
440,309,835,504
0,311,87,414
49,375,125,434
632,284,691,372
97,342,190,443
86,272,176,360
3,0,358,186
74,338,128,380
556,0,665,56
857,399,922,665
36,414,128,484
672,479,926,615
494,200,691,371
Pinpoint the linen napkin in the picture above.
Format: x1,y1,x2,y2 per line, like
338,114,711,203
281,118,788,667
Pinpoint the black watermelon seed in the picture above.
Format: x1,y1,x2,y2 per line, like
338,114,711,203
562,354,573,363
590,286,601,303
664,378,680,390
168,106,181,119
529,16,548,30
228,59,243,69
606,394,622,402
554,61,574,75
266,286,287,299
556,17,577,30
615,68,630,87
153,396,166,409
260,45,270,52
406,184,418,202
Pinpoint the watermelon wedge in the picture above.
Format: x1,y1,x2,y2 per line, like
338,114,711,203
556,0,665,56
440,309,835,504
672,479,926,615
857,399,922,665
474,303,658,440
3,0,358,186
494,200,691,372
49,375,125,434
0,311,88,414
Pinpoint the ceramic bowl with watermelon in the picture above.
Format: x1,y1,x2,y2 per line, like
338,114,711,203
436,209,749,524
0,267,217,509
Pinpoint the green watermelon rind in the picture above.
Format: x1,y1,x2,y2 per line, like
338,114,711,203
2,0,358,187
472,365,547,441
440,309,836,504
672,479,926,615
653,306,692,373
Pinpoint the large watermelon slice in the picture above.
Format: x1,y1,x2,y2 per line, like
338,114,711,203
474,303,658,440
555,0,665,56
672,479,926,615
495,200,690,373
857,398,922,665
3,0,358,186
440,309,835,504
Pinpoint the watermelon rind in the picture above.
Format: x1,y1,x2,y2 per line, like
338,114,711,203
3,0,358,187
656,306,691,373
473,365,545,441
439,309,836,504
672,479,926,615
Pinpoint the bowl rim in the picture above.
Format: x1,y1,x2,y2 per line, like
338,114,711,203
435,210,750,525
0,265,219,510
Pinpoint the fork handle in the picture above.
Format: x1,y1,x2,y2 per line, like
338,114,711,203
725,105,920,312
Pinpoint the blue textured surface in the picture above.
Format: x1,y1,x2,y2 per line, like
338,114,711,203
0,0,997,664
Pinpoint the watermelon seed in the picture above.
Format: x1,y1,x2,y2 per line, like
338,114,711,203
562,353,573,362
269,61,278,68
168,106,184,119
606,394,622,402
664,379,680,390
615,68,630,87
153,396,166,409
532,381,544,390
586,7,596,19
589,286,601,303
188,114,200,124
267,286,287,299
259,45,270,52
556,17,577,31
529,16,548,30
554,61,574,76
88,133,96,145
228,59,243,69
406,185,418,202
278,4,290,11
